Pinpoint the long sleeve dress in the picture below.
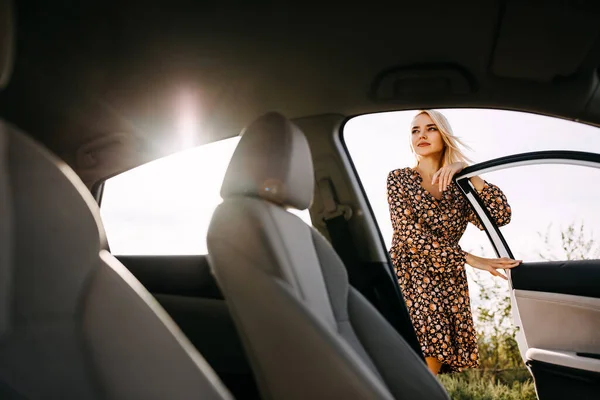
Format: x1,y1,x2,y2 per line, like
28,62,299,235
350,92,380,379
386,167,512,372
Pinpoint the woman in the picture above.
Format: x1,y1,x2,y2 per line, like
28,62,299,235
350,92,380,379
386,109,520,375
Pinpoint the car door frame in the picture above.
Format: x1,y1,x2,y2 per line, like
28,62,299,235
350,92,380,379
454,150,600,399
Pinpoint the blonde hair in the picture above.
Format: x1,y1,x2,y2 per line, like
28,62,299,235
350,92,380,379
410,109,472,167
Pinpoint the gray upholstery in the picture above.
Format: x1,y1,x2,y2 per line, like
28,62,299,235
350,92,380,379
221,112,314,211
0,2,231,397
207,112,449,399
0,120,233,400
0,0,12,88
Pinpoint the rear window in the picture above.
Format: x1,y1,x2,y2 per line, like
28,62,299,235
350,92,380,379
100,137,311,255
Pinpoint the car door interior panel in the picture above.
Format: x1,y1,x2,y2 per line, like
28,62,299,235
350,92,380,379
117,256,223,299
513,289,600,361
511,260,600,299
457,154,600,400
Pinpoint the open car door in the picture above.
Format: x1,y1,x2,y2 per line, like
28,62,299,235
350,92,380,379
455,151,600,400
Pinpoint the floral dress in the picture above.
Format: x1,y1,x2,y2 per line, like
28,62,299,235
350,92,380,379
386,167,512,372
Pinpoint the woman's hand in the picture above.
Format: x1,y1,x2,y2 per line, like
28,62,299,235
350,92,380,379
465,253,522,280
432,162,465,192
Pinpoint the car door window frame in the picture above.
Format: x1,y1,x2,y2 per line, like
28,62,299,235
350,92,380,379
456,150,600,263
454,149,600,362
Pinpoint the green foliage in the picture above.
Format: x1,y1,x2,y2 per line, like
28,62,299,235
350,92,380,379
477,332,522,371
538,220,600,261
438,369,537,400
470,268,522,371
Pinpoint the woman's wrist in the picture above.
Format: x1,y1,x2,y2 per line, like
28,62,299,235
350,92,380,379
465,251,472,265
464,251,472,266
465,252,479,267
452,161,466,171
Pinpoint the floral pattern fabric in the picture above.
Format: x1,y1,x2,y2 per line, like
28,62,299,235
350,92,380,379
387,167,511,372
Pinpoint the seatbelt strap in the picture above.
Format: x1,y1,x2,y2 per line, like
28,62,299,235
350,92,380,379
317,178,352,221
317,178,372,297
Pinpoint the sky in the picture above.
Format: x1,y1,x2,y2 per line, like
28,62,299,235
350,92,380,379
100,108,600,318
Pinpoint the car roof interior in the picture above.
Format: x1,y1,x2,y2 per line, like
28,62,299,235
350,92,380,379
2,0,600,189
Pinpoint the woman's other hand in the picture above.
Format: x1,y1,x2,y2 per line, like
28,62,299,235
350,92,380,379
432,162,465,192
465,253,522,280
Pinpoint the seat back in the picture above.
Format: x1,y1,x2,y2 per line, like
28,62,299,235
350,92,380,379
207,112,449,400
0,3,231,398
0,123,233,400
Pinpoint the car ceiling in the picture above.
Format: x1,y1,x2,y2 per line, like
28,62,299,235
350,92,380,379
1,0,600,186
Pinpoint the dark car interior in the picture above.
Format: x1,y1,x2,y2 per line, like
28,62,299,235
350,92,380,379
2,0,600,399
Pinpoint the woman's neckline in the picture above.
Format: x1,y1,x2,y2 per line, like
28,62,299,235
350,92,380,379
408,167,444,202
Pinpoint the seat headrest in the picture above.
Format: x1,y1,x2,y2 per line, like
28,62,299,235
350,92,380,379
221,112,314,210
0,0,13,88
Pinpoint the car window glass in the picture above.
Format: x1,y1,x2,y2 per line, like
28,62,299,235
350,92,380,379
100,137,312,255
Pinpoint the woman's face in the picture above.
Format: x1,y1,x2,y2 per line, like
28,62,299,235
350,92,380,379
411,113,445,158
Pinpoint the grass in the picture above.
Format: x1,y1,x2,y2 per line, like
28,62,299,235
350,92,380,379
438,369,537,400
